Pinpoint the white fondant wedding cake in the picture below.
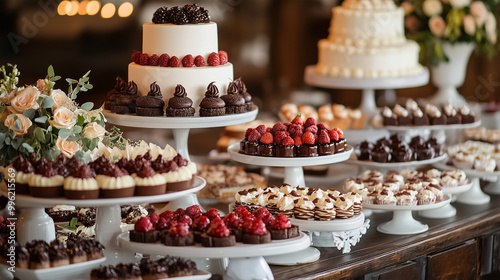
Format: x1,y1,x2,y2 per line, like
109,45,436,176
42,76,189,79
315,0,424,78
129,6,233,109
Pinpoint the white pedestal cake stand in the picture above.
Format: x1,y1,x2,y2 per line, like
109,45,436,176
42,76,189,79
117,231,311,280
227,143,353,188
304,66,429,117
0,177,205,265
363,195,451,235
433,160,492,205
346,153,447,172
418,181,473,219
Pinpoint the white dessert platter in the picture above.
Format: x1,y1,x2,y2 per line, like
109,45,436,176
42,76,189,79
227,143,353,188
103,106,258,161
304,66,429,117
346,153,447,171
117,231,310,280
433,159,494,204
363,195,451,235
0,177,205,265
0,257,106,280
383,121,481,132
418,181,473,219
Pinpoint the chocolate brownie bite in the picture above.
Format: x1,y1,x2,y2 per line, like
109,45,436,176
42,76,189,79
275,136,296,157
191,215,211,243
115,263,142,280
26,240,50,269
78,238,105,260
412,107,429,125
442,103,461,124
242,217,271,244
356,140,372,160
45,205,78,223
426,137,443,156
91,265,120,280
199,82,226,117
269,214,299,240
235,77,254,111
160,256,197,277
425,104,447,125
459,104,476,123
162,222,194,246
393,104,412,126
391,142,412,162
165,84,196,117
221,81,246,114
200,218,236,247
370,143,390,163
140,258,169,280
48,240,70,267
11,242,29,269
130,216,159,243
382,106,397,126
416,142,436,160
136,82,165,116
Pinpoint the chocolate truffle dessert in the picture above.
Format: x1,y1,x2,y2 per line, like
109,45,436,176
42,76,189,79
64,164,100,199
199,82,226,117
221,81,246,114
370,143,390,163
139,259,169,280
114,81,138,114
235,77,254,111
391,143,412,162
356,141,372,160
416,142,436,160
91,265,120,280
136,82,165,116
165,84,196,117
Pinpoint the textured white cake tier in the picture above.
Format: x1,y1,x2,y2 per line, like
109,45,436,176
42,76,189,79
316,40,423,78
143,22,218,57
128,62,233,110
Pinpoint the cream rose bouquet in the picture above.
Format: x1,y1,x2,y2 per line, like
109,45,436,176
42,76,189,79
0,64,125,166
402,0,498,65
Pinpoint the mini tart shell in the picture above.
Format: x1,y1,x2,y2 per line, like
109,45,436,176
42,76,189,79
63,176,100,199
133,174,167,196
28,174,64,198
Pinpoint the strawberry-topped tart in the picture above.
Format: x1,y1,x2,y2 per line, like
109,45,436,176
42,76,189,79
242,217,271,244
239,116,347,157
200,217,236,247
162,222,194,246
129,216,160,243
269,214,300,240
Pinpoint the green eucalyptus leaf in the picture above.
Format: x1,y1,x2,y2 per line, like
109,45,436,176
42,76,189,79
41,96,55,108
21,142,34,153
90,137,99,150
66,135,79,142
77,115,85,126
81,102,94,111
84,84,93,90
35,116,48,124
23,109,36,119
72,125,82,134
48,65,55,77
58,128,71,139
13,119,22,131
50,75,61,82
11,139,20,149
0,133,5,145
5,136,11,145
35,127,45,143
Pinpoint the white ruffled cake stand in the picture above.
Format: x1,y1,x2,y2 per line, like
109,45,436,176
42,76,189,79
117,231,311,280
0,177,205,266
364,195,451,235
418,181,473,219
304,66,429,117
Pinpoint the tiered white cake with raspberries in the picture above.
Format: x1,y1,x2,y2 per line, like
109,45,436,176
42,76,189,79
129,4,233,109
315,0,424,78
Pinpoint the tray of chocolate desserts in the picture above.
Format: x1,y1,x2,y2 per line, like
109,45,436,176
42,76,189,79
0,236,106,280
0,147,205,207
343,169,469,208
376,100,480,129
117,205,310,258
349,134,446,168
90,256,211,280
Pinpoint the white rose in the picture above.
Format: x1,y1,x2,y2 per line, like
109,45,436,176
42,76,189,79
463,15,476,35
50,89,72,109
470,1,488,26
4,114,32,138
449,0,472,9
485,13,497,43
49,106,76,129
429,15,446,37
423,0,442,17
9,86,40,113
83,122,105,140
56,137,80,158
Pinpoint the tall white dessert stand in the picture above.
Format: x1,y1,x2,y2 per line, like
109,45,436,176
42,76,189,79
117,231,311,280
364,195,451,235
418,181,473,219
0,177,205,265
304,66,429,117
433,159,492,205
346,154,447,172
103,108,258,210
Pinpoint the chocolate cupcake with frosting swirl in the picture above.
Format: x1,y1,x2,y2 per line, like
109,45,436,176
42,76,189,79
136,82,165,116
221,81,246,114
165,84,195,117
199,82,226,117
234,77,253,111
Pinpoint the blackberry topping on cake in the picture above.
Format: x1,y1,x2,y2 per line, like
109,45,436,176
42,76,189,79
183,4,210,23
153,4,210,24
199,82,226,117
136,82,165,116
166,84,195,117
152,6,169,24
221,82,246,114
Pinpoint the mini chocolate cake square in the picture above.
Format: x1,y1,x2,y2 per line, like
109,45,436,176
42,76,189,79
335,138,346,153
383,116,397,126
299,145,318,157
460,114,476,124
397,115,413,126
276,145,296,157
257,144,275,156
161,232,195,246
319,143,335,156
242,231,271,244
200,233,236,247
269,225,300,240
135,107,164,116
430,115,447,125
413,114,429,126
446,114,461,124
244,141,259,155
129,230,159,243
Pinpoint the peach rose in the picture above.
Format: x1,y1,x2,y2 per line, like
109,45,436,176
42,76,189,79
56,137,80,158
400,1,414,15
4,114,32,138
429,15,446,37
9,86,40,113
463,15,476,35
423,0,442,17
405,16,421,33
50,89,72,109
49,106,76,129
83,122,105,140
0,89,16,105
449,0,471,9
470,1,488,26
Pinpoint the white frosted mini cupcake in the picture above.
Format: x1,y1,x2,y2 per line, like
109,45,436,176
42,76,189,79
96,165,135,198
64,164,99,199
29,161,64,198
293,197,315,220
134,162,167,196
376,189,397,205
417,188,436,205
395,190,417,206
314,197,336,221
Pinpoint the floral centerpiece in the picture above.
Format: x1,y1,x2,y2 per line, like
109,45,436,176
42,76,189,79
0,64,126,167
402,0,498,65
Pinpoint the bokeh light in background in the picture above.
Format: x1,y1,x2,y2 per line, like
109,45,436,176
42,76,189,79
87,1,101,16
78,1,89,16
66,1,79,16
100,3,116,19
118,2,134,18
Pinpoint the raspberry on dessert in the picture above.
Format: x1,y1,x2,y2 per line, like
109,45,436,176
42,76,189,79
194,55,205,67
274,130,288,145
294,136,302,146
271,122,287,134
149,54,159,66
245,128,254,139
166,219,179,229
270,214,291,230
302,131,316,145
182,54,194,67
131,51,141,64
235,205,251,217
178,214,193,227
135,217,154,232
156,217,169,231
304,117,316,128
252,207,273,226
185,205,203,219
201,219,236,247
269,214,299,240
174,208,185,216
260,132,273,145
282,136,294,146
207,220,230,237
130,216,159,243
292,115,304,126
218,50,228,65
333,127,344,139
159,210,175,220
319,130,331,144
223,213,240,229
330,129,339,141
169,56,181,67
159,53,170,67
162,222,194,246
149,212,160,226
242,217,271,244
255,124,267,135
207,52,220,66
169,222,190,237
205,208,221,220
247,129,261,142
305,125,318,135
192,215,211,231
288,123,303,139
139,53,150,65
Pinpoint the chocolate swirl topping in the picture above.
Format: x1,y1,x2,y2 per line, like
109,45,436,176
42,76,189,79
12,155,35,173
168,85,193,109
72,164,95,179
205,82,219,98
234,77,251,102
174,84,187,97
221,82,245,106
126,81,138,95
148,82,162,97
114,76,127,92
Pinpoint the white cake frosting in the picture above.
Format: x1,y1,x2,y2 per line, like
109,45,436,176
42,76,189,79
129,21,233,111
96,175,135,190
28,174,64,187
315,0,423,78
64,177,99,190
